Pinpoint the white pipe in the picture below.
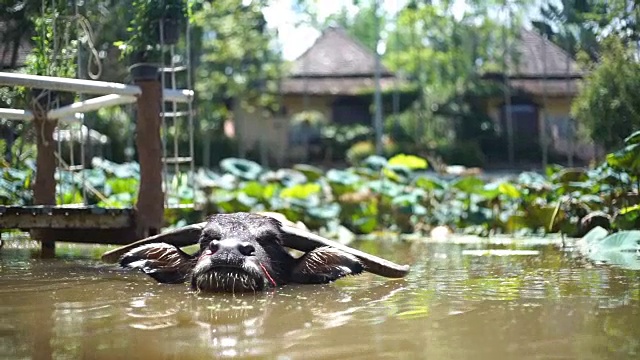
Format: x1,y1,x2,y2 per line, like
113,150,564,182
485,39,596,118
0,108,84,123
0,108,33,121
163,89,194,103
48,94,137,120
0,72,142,96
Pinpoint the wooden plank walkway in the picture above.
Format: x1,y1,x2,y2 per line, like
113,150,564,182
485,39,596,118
0,205,138,245
0,205,134,229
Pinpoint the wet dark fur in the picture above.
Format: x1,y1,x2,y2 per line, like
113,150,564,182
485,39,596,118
120,213,363,293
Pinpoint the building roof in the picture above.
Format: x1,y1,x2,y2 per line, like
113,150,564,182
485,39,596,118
483,28,583,97
282,26,402,96
289,26,393,78
510,28,583,78
0,21,33,70
281,76,400,96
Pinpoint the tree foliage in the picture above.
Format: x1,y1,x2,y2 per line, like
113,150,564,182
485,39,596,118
193,0,282,126
533,0,640,61
571,36,640,150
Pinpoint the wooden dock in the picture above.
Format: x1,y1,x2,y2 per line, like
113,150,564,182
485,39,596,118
0,205,139,245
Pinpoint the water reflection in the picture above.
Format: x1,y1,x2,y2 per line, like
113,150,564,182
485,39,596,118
1,240,639,359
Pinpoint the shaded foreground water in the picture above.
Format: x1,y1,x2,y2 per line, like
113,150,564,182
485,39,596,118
1,237,639,360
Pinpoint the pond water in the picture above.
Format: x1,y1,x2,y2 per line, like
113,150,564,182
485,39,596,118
1,237,639,360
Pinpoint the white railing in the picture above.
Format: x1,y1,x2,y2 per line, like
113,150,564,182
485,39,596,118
0,72,194,121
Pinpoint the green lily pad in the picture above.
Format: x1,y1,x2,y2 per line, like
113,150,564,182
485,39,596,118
388,154,428,170
220,157,263,181
292,164,324,182
362,155,388,171
581,229,640,270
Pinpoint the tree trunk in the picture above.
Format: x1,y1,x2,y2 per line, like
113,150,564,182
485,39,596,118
134,79,165,237
32,114,58,258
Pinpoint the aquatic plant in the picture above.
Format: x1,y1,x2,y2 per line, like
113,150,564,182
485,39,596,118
2,131,640,238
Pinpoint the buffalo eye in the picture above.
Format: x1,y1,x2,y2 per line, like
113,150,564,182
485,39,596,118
238,242,255,256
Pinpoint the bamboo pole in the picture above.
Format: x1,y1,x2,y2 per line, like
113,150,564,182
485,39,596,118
503,2,515,167
541,33,549,169
373,0,384,155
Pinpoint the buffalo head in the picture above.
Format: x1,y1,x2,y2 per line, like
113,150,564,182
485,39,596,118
102,212,411,293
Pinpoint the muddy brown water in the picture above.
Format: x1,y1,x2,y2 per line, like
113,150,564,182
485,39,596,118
1,238,639,360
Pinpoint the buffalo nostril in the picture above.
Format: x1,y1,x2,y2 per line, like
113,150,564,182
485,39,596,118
208,240,220,252
238,242,255,256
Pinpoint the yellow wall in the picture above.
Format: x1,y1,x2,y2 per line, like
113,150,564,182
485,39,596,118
486,96,572,124
233,100,289,167
233,94,338,165
485,95,598,161
281,95,336,121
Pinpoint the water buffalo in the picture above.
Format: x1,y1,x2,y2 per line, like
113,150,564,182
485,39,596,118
102,212,411,293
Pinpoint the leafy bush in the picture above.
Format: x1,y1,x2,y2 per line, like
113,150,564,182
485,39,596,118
346,141,376,166
572,36,640,150
436,140,486,167
4,130,640,238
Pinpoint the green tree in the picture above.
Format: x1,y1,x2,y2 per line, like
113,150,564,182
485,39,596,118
533,0,640,61
192,0,282,162
325,2,383,52
383,1,527,145
571,36,640,150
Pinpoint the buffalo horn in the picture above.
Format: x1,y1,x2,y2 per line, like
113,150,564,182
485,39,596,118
280,225,411,278
100,222,207,263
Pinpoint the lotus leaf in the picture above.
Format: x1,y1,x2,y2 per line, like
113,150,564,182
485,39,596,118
175,186,194,202
105,177,138,196
506,213,530,233
497,182,521,199
352,216,378,234
242,181,268,199
81,168,108,189
326,169,361,196
580,228,640,270
517,171,549,190
615,204,640,230
392,194,427,216
413,175,446,191
59,189,83,204
220,157,263,180
286,196,320,209
366,180,404,198
273,168,308,187
100,192,134,208
623,130,640,145
194,168,220,188
92,158,139,178
606,143,640,174
451,176,484,193
24,158,36,171
362,155,388,171
326,169,360,185
3,168,28,182
387,154,428,170
280,183,321,200
383,164,412,183
352,166,381,179
292,164,323,182
214,191,256,213
551,168,589,183
478,181,520,200
307,202,341,220
214,173,239,190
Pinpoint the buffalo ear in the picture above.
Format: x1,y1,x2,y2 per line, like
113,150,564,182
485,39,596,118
120,243,196,284
290,246,364,284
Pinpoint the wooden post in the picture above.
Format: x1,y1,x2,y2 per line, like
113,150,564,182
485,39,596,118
134,78,165,237
32,110,58,258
